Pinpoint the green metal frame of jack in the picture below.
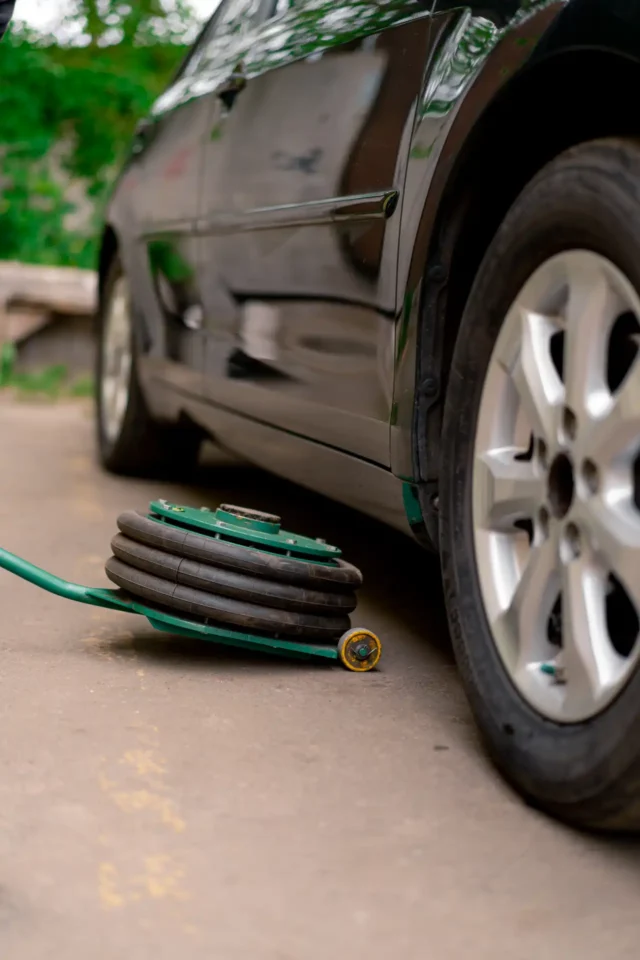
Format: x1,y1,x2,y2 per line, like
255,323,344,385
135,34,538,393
0,546,340,663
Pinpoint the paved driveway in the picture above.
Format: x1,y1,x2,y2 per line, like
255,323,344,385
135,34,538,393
1,400,639,959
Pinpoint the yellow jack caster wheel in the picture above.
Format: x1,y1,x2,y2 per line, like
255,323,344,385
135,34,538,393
338,628,382,672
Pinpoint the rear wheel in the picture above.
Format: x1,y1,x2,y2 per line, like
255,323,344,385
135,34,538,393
96,257,201,477
440,139,640,830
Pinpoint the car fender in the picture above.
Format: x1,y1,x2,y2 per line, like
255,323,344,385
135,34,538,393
391,0,640,484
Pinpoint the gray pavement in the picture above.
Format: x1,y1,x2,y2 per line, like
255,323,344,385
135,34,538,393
1,399,639,960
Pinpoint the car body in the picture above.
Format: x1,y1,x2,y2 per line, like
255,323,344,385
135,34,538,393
100,0,567,536
97,0,640,828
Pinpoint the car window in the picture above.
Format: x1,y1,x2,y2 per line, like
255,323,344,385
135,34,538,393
195,0,264,70
216,0,262,35
153,0,249,114
175,3,229,80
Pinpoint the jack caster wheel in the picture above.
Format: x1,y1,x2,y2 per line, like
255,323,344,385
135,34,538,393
338,628,382,672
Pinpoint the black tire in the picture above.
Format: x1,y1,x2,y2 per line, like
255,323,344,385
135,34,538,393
105,557,350,641
96,256,201,477
110,533,357,615
116,510,363,592
439,139,640,830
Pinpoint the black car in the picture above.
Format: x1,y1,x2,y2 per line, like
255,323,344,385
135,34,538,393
96,0,640,830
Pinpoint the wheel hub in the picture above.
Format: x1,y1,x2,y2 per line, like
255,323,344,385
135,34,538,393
548,452,575,519
473,250,640,723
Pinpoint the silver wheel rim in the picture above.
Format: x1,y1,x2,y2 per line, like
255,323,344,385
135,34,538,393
100,276,133,444
473,251,640,723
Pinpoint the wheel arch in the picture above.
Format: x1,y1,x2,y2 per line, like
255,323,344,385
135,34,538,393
403,44,640,493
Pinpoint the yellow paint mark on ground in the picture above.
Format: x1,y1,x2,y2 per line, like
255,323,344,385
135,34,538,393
99,857,189,909
97,730,191,910
99,863,124,909
135,856,190,902
121,748,166,778
105,786,186,833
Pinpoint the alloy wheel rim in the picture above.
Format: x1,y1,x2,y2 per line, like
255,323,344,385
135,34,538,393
472,250,640,723
101,276,132,444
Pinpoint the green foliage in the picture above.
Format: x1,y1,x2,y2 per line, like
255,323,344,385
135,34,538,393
0,6,196,269
67,0,198,47
0,351,94,399
68,374,95,397
8,363,69,398
0,341,16,386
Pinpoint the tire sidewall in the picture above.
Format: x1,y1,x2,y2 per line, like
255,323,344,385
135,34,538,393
440,141,640,822
95,257,135,462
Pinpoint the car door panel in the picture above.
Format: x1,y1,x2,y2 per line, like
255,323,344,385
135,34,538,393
197,1,435,465
128,70,214,397
121,0,262,400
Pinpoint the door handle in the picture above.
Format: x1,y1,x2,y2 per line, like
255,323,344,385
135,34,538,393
216,68,246,111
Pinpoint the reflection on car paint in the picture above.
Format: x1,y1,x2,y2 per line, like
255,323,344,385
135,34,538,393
103,0,620,529
421,14,500,120
147,239,204,338
240,301,280,362
188,3,434,467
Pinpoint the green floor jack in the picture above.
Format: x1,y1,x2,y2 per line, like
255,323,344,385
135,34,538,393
0,501,382,672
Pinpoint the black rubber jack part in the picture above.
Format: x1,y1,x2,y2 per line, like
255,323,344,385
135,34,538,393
111,534,357,615
117,511,363,591
105,557,351,641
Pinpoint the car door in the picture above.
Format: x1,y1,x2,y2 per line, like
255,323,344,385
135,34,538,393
197,0,436,466
126,0,259,398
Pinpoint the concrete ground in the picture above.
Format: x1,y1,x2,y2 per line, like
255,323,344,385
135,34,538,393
1,399,639,960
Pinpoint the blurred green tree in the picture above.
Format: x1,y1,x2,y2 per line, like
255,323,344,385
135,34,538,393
0,2,199,268
72,0,198,46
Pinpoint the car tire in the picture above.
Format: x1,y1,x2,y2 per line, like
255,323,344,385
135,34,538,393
96,256,201,478
439,139,640,830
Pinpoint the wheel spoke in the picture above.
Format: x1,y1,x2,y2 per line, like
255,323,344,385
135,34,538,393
100,277,132,444
563,256,614,422
492,534,560,673
102,374,116,408
475,450,545,530
580,355,640,466
509,308,563,445
561,556,617,713
582,497,640,616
